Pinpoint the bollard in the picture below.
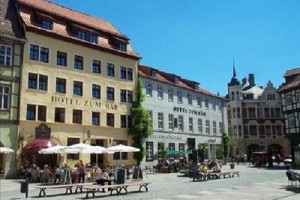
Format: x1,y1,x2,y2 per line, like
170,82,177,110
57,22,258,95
20,178,29,198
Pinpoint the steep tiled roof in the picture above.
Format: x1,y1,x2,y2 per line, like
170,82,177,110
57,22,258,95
17,0,139,58
0,0,25,40
139,64,224,99
278,80,300,92
284,68,300,78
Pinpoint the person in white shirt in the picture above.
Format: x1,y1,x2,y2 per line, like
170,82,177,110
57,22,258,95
286,165,300,181
95,169,112,192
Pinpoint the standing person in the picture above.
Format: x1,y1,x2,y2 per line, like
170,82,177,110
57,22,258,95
78,160,86,183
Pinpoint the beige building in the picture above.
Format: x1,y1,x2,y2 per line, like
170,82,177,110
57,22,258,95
17,0,140,168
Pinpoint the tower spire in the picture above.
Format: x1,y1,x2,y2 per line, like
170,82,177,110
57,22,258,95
233,58,236,77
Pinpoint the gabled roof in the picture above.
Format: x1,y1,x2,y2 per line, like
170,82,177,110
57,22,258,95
17,0,139,59
284,68,300,78
139,64,225,100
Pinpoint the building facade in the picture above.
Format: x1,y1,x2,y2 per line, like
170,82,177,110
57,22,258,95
0,0,25,178
16,0,140,168
278,68,300,166
139,65,228,168
227,68,289,160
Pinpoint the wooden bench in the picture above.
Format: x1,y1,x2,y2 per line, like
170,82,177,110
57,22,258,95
82,181,150,198
34,182,94,197
209,171,240,179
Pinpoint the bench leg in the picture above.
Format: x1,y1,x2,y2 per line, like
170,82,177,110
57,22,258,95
139,184,148,192
39,188,46,197
85,189,95,199
75,186,82,193
117,187,127,195
66,187,73,194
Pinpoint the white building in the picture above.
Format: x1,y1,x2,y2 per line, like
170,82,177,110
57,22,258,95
139,65,228,168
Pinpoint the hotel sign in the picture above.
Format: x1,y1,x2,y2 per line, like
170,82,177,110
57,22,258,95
51,96,118,110
152,134,182,140
173,106,206,116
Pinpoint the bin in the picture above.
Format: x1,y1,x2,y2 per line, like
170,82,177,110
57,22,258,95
20,179,28,193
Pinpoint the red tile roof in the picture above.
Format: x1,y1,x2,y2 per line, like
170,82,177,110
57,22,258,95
17,0,139,58
139,64,225,100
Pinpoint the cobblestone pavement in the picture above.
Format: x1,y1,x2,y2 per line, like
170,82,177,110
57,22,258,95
0,164,300,200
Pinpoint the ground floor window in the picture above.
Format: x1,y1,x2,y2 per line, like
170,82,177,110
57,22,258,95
67,137,80,160
113,140,128,160
146,142,153,161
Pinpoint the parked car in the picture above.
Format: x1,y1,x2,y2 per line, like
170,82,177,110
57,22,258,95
283,155,293,165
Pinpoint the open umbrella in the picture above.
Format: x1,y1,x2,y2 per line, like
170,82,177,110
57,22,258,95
0,147,14,154
38,145,66,154
166,149,179,156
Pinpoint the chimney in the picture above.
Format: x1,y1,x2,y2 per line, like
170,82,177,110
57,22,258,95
248,74,255,87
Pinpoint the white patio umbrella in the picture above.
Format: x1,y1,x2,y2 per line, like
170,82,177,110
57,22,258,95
67,143,108,160
0,147,14,154
38,145,67,165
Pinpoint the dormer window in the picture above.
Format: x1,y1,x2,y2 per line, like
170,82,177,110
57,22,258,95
75,30,98,44
39,18,53,30
151,70,156,78
110,38,127,52
174,77,179,84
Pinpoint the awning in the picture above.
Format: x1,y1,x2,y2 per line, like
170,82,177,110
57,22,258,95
22,139,56,154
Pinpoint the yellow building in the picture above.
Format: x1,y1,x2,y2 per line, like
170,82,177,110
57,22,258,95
17,0,140,169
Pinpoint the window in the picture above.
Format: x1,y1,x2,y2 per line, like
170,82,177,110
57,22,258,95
57,51,67,66
0,86,10,109
127,68,133,80
107,113,114,127
120,66,126,79
288,114,295,127
264,107,270,118
296,90,300,102
213,121,217,135
39,75,48,91
148,110,153,128
107,63,115,76
92,59,101,74
168,88,173,102
177,90,182,103
158,112,164,129
113,140,128,160
107,87,115,101
26,104,36,120
73,81,83,96
198,118,203,133
39,18,53,30
127,90,133,103
120,115,127,128
179,143,185,152
73,109,82,124
168,114,174,130
205,99,209,109
236,108,240,118
276,125,282,136
0,44,12,66
146,142,154,161
286,92,293,105
39,47,49,63
28,73,48,91
178,115,184,131
249,125,257,136
169,143,175,150
219,122,223,134
197,96,202,108
92,112,100,126
275,107,281,118
120,89,127,102
67,138,80,160
146,83,152,96
56,78,66,93
187,93,192,105
28,73,37,89
92,84,101,99
205,120,210,134
75,30,97,44
189,117,193,132
30,45,39,61
248,108,256,118
157,85,163,99
74,55,83,70
38,105,46,121
55,107,65,123
265,125,271,136
212,100,216,110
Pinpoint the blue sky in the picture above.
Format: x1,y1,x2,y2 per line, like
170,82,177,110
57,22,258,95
51,0,300,96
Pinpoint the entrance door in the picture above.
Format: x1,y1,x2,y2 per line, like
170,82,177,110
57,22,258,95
90,139,104,168
0,154,4,174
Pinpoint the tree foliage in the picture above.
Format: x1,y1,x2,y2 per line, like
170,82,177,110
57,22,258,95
222,132,231,163
129,77,153,165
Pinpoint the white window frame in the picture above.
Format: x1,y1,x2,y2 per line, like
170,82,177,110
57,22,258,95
0,44,12,66
205,120,210,134
157,85,163,99
198,118,203,133
168,114,174,130
146,82,152,96
0,86,10,110
158,112,164,129
189,117,193,132
177,90,183,104
178,115,184,131
168,88,173,102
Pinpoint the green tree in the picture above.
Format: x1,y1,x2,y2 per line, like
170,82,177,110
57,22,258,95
222,132,231,164
129,77,153,165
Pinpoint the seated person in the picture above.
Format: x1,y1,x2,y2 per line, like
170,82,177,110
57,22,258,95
286,165,300,181
95,169,112,192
